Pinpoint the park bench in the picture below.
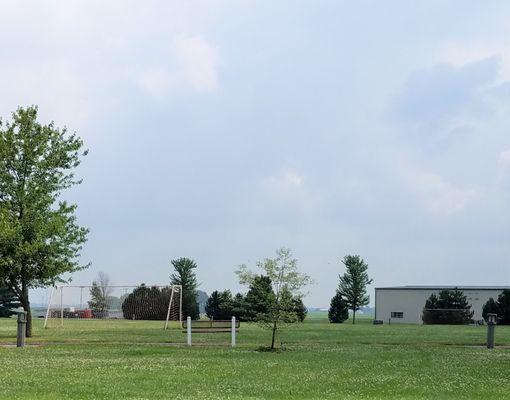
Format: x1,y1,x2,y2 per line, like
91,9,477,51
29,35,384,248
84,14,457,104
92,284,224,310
182,317,240,347
182,319,240,333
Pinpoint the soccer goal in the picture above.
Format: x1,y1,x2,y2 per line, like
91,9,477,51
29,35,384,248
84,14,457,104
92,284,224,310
43,284,182,328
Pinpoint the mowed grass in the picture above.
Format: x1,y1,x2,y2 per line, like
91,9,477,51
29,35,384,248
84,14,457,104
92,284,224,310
0,312,509,399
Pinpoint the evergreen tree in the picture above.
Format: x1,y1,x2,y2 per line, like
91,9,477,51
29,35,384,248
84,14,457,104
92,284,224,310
205,290,233,320
170,258,199,320
328,291,349,323
231,293,247,321
483,290,510,325
0,284,20,318
495,290,510,324
422,289,473,324
482,297,498,322
243,275,275,321
337,255,372,324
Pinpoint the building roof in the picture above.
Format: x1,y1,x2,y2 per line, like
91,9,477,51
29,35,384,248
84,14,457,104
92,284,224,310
376,285,510,291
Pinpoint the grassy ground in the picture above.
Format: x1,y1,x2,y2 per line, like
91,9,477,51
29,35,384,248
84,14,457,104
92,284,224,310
0,312,509,399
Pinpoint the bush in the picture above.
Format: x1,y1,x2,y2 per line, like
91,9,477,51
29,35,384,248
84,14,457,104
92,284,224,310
121,285,172,320
422,289,473,325
328,291,349,323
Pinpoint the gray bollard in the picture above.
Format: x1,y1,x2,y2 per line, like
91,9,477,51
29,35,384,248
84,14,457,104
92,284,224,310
487,313,497,349
17,311,27,348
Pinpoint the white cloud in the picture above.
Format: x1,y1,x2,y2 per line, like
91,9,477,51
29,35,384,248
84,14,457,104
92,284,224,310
435,40,510,82
173,35,220,92
410,173,477,216
498,148,510,169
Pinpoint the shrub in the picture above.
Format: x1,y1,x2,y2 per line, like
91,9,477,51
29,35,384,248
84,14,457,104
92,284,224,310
328,291,349,323
482,290,510,324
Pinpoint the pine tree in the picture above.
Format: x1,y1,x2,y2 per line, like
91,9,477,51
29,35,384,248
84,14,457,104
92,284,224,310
170,258,199,320
422,289,473,324
337,255,372,324
0,284,20,318
205,290,233,320
328,291,349,323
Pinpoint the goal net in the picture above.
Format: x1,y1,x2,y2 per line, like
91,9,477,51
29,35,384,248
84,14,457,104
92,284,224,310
44,284,182,328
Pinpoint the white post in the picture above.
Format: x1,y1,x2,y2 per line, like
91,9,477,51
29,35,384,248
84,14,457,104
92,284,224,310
179,286,183,324
164,288,175,330
43,286,55,329
231,316,236,347
60,286,64,327
187,316,192,346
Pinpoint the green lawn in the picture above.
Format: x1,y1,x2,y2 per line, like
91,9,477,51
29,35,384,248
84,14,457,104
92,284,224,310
0,314,509,399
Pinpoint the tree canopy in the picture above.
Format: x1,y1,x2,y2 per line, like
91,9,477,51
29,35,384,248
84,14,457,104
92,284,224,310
0,106,88,336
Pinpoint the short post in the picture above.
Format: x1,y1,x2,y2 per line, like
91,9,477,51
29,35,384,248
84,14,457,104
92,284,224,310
231,316,236,347
187,316,192,347
17,311,27,348
487,313,497,349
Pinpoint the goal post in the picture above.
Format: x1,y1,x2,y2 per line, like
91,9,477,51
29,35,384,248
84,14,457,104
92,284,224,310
44,284,182,328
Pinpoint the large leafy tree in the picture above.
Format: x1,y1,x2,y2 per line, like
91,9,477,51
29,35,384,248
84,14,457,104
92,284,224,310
170,257,199,320
337,255,372,324
0,106,88,336
422,289,473,324
236,247,313,350
0,284,20,318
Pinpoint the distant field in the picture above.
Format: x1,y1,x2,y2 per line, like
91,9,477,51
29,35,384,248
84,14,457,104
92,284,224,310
0,315,509,399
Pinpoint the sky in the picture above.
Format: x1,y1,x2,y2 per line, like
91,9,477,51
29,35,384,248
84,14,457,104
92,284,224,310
2,1,510,307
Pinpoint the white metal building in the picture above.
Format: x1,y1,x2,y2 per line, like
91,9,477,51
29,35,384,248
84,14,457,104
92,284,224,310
374,286,510,324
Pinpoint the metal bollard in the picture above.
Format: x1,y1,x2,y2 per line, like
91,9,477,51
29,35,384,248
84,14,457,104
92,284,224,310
17,311,27,348
487,313,496,349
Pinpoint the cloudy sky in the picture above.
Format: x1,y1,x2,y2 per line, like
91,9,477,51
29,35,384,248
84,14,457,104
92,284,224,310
2,1,510,307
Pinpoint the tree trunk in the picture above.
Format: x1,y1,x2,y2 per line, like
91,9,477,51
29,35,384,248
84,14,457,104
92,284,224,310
21,282,32,337
352,305,356,325
270,320,277,350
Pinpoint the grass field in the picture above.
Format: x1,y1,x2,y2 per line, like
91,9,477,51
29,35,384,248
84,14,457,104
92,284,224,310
1,312,509,399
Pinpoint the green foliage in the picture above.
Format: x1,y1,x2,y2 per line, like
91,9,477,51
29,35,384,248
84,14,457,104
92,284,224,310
231,293,248,321
205,290,233,320
236,247,313,349
121,285,171,320
337,255,372,324
170,258,199,320
0,284,20,317
88,283,108,318
422,289,474,324
0,106,88,335
243,275,275,321
88,272,113,318
482,290,510,325
328,291,349,323
482,298,498,322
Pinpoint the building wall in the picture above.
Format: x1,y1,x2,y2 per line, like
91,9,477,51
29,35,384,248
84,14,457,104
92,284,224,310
375,288,504,324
